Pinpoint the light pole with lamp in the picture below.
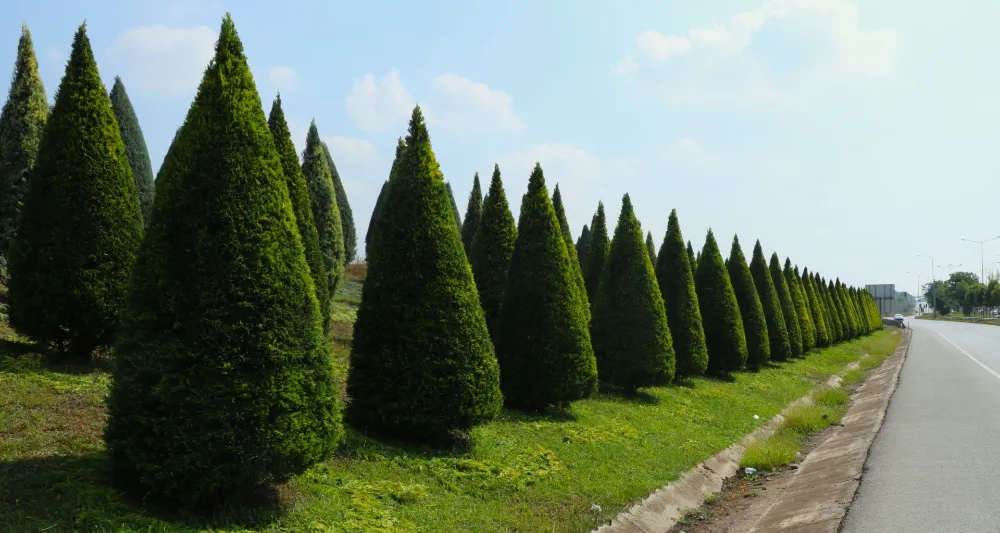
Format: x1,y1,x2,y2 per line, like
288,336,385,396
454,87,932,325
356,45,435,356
918,255,936,317
961,236,1000,284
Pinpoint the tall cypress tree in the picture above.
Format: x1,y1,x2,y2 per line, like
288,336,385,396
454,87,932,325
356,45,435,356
817,274,843,343
302,121,345,304
8,23,143,358
801,268,830,347
320,140,357,263
446,181,462,232
347,107,502,441
829,279,852,339
695,229,747,374
364,138,404,256
846,285,868,336
552,184,590,323
576,223,590,271
785,260,816,353
460,172,483,255
584,202,609,305
104,15,339,505
109,77,155,224
655,209,709,376
835,279,858,339
750,241,792,362
687,240,697,271
0,24,48,275
469,164,516,341
644,231,656,264
592,194,674,390
770,253,802,357
495,165,596,410
268,95,329,324
727,236,770,368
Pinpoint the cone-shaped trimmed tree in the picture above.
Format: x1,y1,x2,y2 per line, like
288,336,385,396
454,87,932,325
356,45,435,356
469,164,517,341
460,173,482,255
446,181,462,232
801,268,831,347
830,279,852,339
104,15,340,506
576,223,590,270
268,95,330,324
109,77,155,224
552,184,590,324
655,209,709,376
592,194,675,390
727,236,770,368
495,165,596,410
750,241,792,362
786,260,816,353
8,23,143,358
0,24,48,274
366,179,389,254
584,202,609,305
645,231,657,264
817,274,843,343
302,121,345,303
848,286,869,336
687,240,697,272
320,140,357,263
695,230,747,374
770,253,802,357
835,280,858,339
347,106,502,440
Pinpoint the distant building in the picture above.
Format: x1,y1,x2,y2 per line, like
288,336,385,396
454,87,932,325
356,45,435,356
866,284,896,316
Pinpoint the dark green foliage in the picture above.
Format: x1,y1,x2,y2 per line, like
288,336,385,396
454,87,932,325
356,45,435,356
726,236,770,368
817,275,843,342
446,181,462,232
770,253,802,357
104,15,339,506
302,121,345,306
321,140,357,263
750,242,791,362
347,106,502,440
786,260,816,353
576,223,590,271
687,240,697,272
584,202,609,305
495,165,597,410
7,23,142,358
835,280,858,339
269,95,329,325
655,209,708,377
645,231,656,264
591,194,674,390
366,179,389,255
461,173,482,255
801,268,831,347
694,230,747,374
829,280,852,339
109,77,155,224
551,184,590,324
0,24,48,274
847,286,868,335
469,164,517,341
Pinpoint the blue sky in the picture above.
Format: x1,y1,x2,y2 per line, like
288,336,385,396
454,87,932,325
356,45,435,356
3,0,999,295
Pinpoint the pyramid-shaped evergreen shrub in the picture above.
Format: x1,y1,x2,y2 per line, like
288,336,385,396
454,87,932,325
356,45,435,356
785,259,816,353
495,165,596,410
591,194,675,390
750,241,791,361
770,253,802,357
695,230,747,374
817,274,843,343
446,181,462,231
347,106,501,440
834,279,858,339
727,236,770,368
321,140,357,263
365,179,388,254
552,184,590,324
469,164,517,341
8,23,143,358
801,268,831,347
302,121,345,309
461,173,482,255
645,231,657,264
687,240,697,272
104,15,340,506
584,202,609,306
655,209,708,376
576,223,590,271
109,77,155,224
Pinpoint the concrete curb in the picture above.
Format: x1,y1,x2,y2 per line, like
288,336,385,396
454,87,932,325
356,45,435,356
746,327,911,532
593,349,871,533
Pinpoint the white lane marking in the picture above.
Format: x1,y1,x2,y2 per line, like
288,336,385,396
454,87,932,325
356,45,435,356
931,328,1000,382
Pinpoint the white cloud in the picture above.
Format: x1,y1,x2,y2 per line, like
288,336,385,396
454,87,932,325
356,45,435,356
268,66,300,92
46,46,62,64
663,138,724,173
497,143,636,184
324,136,377,162
345,69,417,133
611,0,901,104
105,24,215,97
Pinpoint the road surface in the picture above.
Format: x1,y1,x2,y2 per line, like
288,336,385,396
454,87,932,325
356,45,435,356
842,318,1000,532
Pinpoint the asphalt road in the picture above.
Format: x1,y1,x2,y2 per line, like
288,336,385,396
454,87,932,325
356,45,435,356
842,319,1000,532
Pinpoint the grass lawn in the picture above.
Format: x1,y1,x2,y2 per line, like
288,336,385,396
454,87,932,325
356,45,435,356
0,269,900,532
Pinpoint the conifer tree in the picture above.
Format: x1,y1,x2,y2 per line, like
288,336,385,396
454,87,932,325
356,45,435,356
0,24,48,274
109,77,155,224
320,140,357,263
104,15,339,505
302,121,345,303
655,209,709,376
347,107,502,440
687,240,697,271
592,194,674,389
364,138,404,255
460,172,483,255
801,268,831,347
848,286,869,335
770,253,802,357
836,280,859,339
268,95,329,324
8,23,142,358
785,260,816,353
695,229,747,374
552,184,590,323
817,274,843,343
645,231,657,264
584,202,609,305
750,242,792,361
495,165,596,410
576,223,590,270
446,181,462,231
727,236,770,368
830,279,853,339
469,164,516,341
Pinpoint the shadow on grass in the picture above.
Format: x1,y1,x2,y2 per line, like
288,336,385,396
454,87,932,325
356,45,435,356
0,453,288,532
596,383,661,405
0,344,112,376
338,426,477,461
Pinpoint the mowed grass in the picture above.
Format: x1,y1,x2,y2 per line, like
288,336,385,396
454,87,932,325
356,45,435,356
0,276,900,533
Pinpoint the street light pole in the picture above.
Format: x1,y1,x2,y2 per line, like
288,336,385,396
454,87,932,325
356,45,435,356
961,236,1000,284
918,255,936,317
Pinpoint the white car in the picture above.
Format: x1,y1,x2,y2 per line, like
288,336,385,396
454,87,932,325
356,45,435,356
893,313,905,320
